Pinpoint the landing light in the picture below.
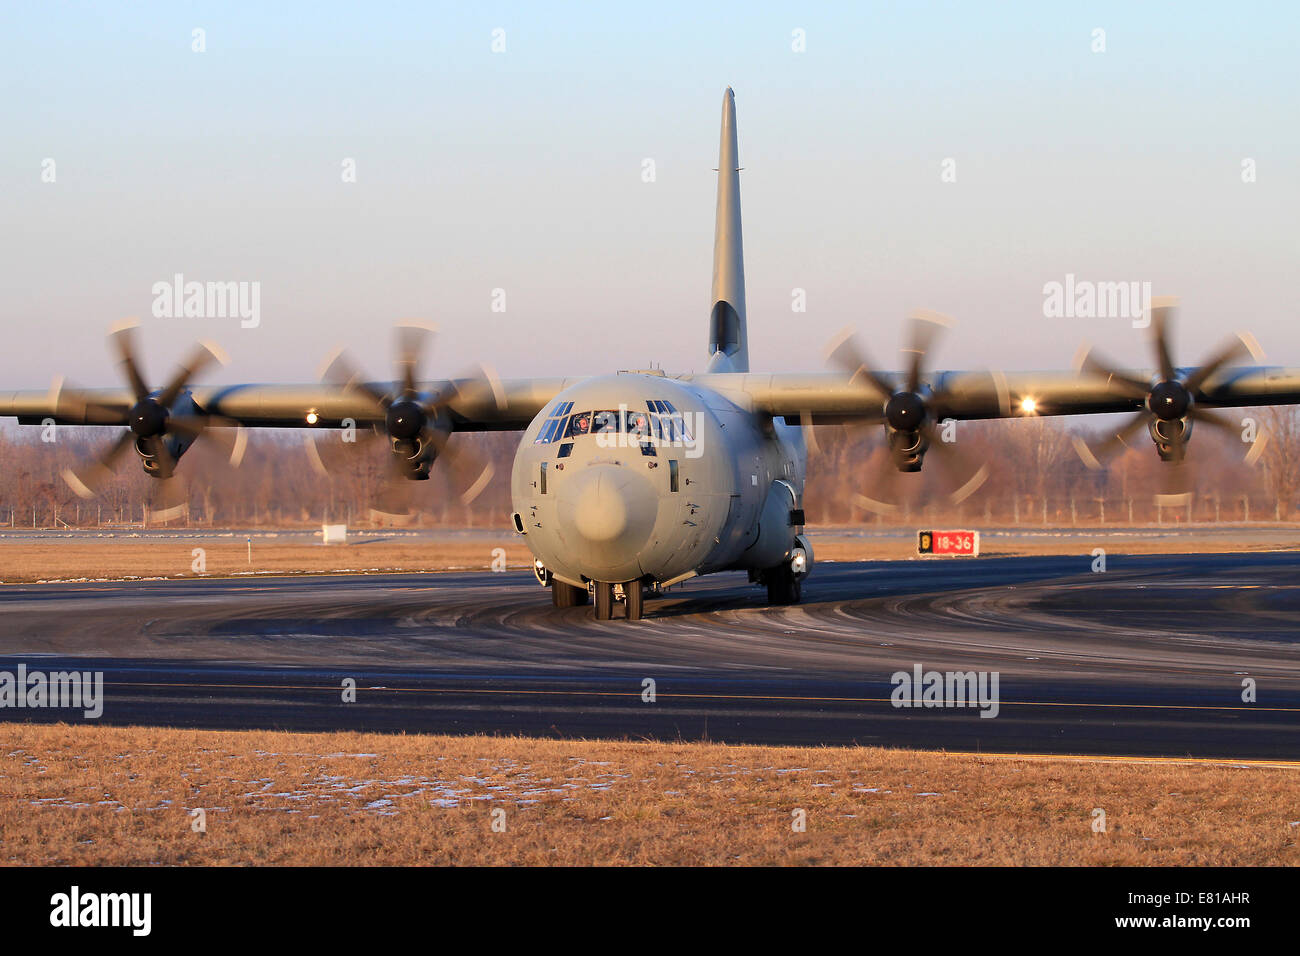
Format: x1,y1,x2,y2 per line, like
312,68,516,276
306,411,319,425
791,548,808,574
1019,397,1037,415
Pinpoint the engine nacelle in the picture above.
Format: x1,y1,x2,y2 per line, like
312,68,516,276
887,426,928,472
391,436,434,479
1148,416,1193,462
134,434,192,478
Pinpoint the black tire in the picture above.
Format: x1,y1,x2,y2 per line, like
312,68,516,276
625,580,644,621
594,581,614,620
551,580,588,608
765,565,802,605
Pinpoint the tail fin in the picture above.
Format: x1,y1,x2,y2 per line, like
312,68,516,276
707,87,748,373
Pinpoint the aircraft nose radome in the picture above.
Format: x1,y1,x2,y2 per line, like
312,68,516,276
573,467,653,543
557,465,658,579
574,471,628,542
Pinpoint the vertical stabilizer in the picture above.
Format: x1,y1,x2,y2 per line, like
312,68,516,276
707,87,749,373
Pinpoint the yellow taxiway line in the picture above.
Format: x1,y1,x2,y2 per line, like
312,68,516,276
99,680,1300,714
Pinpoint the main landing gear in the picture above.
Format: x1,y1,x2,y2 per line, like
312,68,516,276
761,543,810,606
592,580,645,621
551,580,589,608
764,563,802,605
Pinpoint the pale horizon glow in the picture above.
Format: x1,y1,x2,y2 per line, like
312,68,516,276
2,2,1297,391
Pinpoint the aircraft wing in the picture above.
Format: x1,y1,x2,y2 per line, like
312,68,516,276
7,366,1300,432
694,367,1300,423
0,378,575,431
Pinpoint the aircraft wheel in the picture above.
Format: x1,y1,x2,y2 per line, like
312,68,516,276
765,565,802,606
551,580,588,608
594,581,614,620
625,580,644,621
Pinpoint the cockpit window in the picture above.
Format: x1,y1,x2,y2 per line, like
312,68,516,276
551,402,692,443
648,400,692,442
592,410,621,434
626,410,653,440
566,411,594,438
534,401,574,444
565,409,634,437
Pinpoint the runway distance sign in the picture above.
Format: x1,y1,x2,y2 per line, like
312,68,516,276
918,530,980,557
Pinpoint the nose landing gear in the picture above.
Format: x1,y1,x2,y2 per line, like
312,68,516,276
594,581,614,620
624,580,644,621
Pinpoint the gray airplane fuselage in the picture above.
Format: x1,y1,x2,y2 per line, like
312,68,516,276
510,372,809,591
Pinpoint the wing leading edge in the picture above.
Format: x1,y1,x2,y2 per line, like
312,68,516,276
0,378,576,431
6,367,1300,431
690,367,1300,423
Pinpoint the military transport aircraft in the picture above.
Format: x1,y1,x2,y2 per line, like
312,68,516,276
4,88,1300,621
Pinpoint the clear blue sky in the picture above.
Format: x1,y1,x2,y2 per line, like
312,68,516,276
2,1,1297,387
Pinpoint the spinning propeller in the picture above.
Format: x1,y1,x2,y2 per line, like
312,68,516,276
58,321,245,521
1073,298,1264,503
310,323,501,522
824,310,991,515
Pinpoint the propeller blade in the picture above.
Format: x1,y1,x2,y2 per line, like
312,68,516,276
1075,347,1151,400
851,443,909,515
304,425,383,477
369,458,417,525
168,414,249,468
1188,406,1236,435
157,340,226,409
428,429,497,505
165,415,206,440
61,431,134,499
319,348,391,412
146,474,190,524
1182,335,1251,395
109,320,150,401
921,421,990,505
1150,300,1177,382
824,328,896,403
394,323,436,397
1074,410,1150,469
50,379,129,425
443,363,507,418
903,309,951,393
798,410,821,457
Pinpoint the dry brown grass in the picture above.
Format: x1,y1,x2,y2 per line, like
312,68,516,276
3,528,1299,584
1,723,1296,866
0,536,533,583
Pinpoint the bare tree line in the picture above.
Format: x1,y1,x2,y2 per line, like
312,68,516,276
1,407,1297,529
804,406,1300,526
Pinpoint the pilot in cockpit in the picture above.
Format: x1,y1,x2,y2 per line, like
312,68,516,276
626,411,651,440
568,412,592,437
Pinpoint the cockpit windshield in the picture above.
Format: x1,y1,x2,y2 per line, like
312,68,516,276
535,400,692,445
566,411,593,438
